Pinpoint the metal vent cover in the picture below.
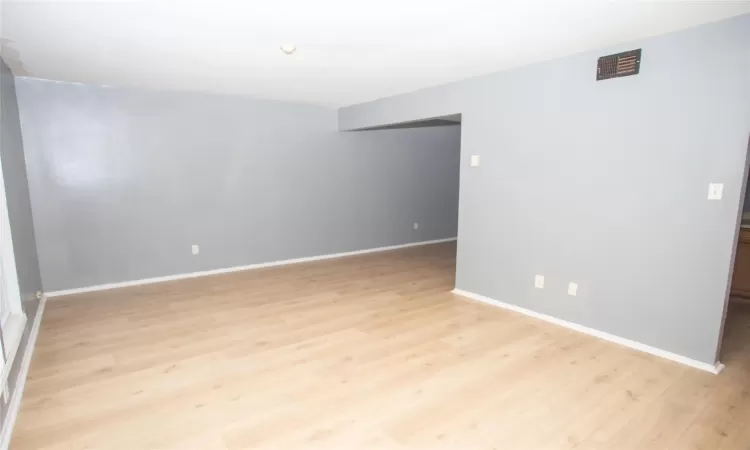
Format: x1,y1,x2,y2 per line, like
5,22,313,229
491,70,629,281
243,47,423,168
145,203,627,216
597,49,641,81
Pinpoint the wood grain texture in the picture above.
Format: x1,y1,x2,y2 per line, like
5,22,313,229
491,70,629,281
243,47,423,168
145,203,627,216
11,242,750,449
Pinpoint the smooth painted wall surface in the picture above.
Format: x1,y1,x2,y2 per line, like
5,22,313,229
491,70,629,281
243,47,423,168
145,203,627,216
0,57,42,434
15,79,461,291
0,59,41,303
339,15,750,365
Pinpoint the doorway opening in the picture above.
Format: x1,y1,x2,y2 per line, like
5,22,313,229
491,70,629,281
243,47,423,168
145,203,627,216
718,134,750,368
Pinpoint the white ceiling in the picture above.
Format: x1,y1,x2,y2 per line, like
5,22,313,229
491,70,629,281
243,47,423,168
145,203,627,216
1,1,748,107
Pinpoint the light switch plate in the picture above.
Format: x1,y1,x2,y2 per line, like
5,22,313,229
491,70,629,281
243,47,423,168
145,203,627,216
568,282,578,296
470,155,480,167
534,275,544,289
413,222,419,230
192,245,200,255
708,183,723,200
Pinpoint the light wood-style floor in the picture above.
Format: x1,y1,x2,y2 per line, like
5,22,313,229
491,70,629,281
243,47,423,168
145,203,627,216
12,242,750,449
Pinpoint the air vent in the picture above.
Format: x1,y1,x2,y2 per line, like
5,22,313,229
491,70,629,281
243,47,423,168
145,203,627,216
596,49,641,81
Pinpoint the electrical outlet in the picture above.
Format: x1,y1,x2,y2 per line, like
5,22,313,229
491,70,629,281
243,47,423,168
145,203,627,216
471,155,481,167
568,282,578,296
534,275,544,289
413,222,419,230
191,245,199,255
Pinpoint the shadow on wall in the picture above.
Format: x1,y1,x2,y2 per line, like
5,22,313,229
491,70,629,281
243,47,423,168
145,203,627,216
345,114,462,131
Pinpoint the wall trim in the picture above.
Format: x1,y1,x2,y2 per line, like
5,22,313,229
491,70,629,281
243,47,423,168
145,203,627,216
452,289,724,375
46,238,458,298
0,295,47,450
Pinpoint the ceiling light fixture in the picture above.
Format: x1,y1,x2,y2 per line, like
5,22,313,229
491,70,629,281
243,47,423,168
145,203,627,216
280,44,296,55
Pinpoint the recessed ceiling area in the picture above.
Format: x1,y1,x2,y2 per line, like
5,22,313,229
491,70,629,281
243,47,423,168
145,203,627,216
1,1,749,107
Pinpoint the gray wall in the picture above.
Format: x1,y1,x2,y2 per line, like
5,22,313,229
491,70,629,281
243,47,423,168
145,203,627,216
339,14,750,365
14,79,461,292
0,60,41,303
0,57,41,436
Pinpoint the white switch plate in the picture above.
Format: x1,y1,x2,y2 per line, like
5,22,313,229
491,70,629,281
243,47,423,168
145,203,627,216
470,155,480,167
568,282,578,296
192,245,200,255
534,275,544,289
708,183,724,200
413,222,419,230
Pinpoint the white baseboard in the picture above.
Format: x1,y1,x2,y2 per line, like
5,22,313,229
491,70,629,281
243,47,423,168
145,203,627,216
46,238,458,298
452,289,724,375
0,295,47,450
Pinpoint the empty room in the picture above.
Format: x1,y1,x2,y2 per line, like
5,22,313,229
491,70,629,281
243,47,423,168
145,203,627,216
0,1,749,449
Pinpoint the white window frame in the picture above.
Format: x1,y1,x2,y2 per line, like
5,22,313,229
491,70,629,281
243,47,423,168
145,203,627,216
0,124,27,389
